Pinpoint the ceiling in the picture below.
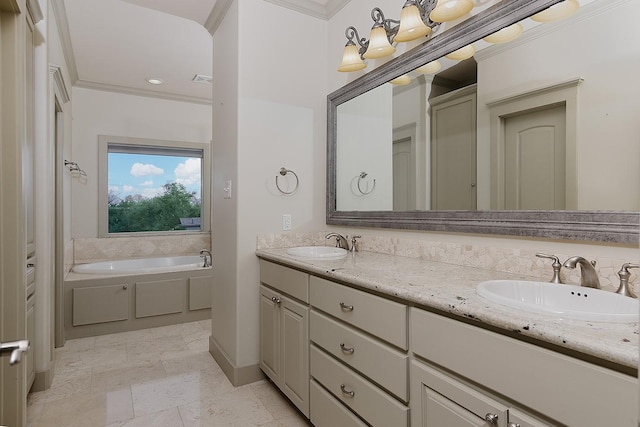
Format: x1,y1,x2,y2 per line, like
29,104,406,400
56,0,346,104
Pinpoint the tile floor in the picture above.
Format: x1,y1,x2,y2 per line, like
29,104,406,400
27,320,310,427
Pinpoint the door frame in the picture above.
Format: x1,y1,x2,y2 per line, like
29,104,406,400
488,78,582,210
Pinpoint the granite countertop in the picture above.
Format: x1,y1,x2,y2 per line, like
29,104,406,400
256,248,639,371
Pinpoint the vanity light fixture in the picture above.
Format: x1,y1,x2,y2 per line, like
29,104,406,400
390,74,411,85
482,23,523,44
415,60,441,74
145,77,164,85
429,0,474,23
531,0,579,22
444,43,475,60
338,0,454,72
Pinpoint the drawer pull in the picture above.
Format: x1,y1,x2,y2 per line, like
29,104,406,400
339,302,354,312
271,296,281,306
484,413,499,424
340,383,355,397
339,343,355,354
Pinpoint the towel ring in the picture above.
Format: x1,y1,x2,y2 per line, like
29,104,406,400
275,167,299,195
357,171,375,195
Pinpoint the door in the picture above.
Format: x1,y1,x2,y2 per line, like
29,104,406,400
1,2,30,426
504,105,566,210
393,137,415,210
430,89,477,210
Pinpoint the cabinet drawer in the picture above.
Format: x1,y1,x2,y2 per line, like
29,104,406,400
310,276,407,349
310,380,367,427
260,260,309,303
310,310,408,401
411,359,508,427
411,308,638,427
311,345,408,427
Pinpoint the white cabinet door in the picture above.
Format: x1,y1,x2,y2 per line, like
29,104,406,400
259,284,309,417
280,296,309,417
259,285,280,381
411,360,508,427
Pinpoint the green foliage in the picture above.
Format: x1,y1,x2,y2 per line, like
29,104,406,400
108,182,201,233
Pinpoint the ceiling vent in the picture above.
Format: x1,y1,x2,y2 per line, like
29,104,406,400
192,74,213,84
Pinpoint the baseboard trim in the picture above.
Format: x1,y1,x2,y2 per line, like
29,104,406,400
31,366,54,392
208,335,264,386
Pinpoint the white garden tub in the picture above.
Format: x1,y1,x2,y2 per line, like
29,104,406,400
72,255,205,275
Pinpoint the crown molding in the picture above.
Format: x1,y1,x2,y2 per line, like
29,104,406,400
50,0,79,84
204,0,233,35
49,65,71,104
263,0,350,20
74,79,212,105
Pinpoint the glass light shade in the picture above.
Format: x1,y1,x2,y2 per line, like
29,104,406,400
415,60,442,75
531,0,579,22
394,4,431,42
363,26,396,59
429,0,474,23
445,44,475,60
482,23,523,44
338,44,366,72
390,75,411,85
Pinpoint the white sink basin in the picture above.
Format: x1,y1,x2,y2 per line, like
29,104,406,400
286,246,347,260
477,280,639,323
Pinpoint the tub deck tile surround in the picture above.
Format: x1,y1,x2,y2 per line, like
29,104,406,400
255,248,639,371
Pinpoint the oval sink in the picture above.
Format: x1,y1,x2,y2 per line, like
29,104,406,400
477,280,639,323
286,246,347,260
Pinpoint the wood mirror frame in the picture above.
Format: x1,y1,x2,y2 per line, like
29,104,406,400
326,0,639,244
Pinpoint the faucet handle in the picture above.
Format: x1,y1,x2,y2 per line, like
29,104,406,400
535,253,563,284
350,235,361,252
616,263,639,298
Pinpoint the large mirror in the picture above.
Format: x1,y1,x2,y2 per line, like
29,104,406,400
327,0,639,243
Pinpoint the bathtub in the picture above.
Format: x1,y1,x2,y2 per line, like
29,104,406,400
65,255,212,339
72,255,204,275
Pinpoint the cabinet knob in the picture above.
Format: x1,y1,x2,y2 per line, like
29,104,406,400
340,383,355,397
271,296,281,306
122,285,128,290
485,413,499,424
339,343,355,355
339,302,354,312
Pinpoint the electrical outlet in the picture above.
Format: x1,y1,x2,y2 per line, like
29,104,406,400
282,214,292,231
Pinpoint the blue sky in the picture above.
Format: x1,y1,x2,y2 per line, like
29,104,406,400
108,153,201,200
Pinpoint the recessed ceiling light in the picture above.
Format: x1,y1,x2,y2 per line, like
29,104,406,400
146,78,164,85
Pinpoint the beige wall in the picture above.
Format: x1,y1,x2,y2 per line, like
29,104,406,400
211,0,327,372
69,87,212,238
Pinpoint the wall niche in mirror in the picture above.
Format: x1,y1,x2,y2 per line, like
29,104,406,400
328,0,639,243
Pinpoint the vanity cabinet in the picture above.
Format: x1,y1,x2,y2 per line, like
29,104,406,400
309,275,409,426
410,307,638,427
259,261,310,417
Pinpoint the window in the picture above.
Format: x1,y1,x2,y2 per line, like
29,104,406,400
98,135,210,236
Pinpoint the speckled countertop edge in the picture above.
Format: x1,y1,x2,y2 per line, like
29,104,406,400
256,248,639,371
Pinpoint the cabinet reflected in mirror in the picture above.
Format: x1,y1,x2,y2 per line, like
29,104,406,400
335,0,639,213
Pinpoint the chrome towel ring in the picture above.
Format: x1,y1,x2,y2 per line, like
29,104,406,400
276,167,299,195
357,171,375,195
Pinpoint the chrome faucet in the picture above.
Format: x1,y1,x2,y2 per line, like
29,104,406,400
199,249,212,268
563,256,600,288
325,232,350,250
